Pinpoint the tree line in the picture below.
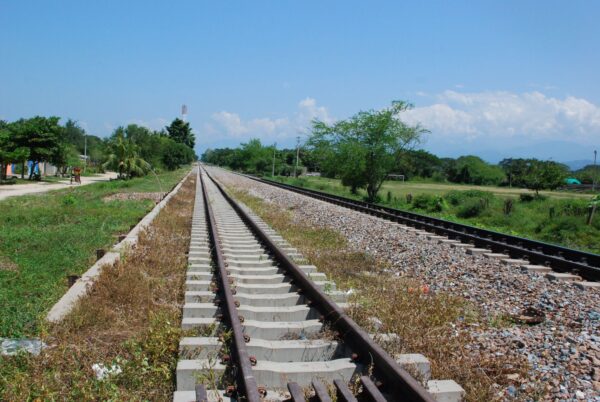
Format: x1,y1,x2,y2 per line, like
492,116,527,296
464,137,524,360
202,100,594,202
0,117,196,181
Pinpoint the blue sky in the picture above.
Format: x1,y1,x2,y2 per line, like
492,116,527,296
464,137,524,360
1,1,599,163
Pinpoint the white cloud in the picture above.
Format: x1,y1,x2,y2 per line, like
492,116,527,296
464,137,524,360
211,111,289,138
125,117,170,132
402,90,600,144
209,98,332,140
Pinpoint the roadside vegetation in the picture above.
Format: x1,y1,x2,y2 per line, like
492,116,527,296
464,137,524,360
228,188,537,402
1,116,196,183
0,174,195,401
0,168,189,338
273,175,600,254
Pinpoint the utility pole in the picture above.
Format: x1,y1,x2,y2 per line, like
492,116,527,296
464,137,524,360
593,150,598,192
294,136,300,178
84,135,88,167
272,142,277,177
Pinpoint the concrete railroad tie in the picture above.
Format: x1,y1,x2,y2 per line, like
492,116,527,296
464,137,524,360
173,170,464,401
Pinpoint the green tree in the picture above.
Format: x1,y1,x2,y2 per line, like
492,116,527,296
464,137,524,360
394,149,443,179
85,135,106,166
50,143,81,175
103,131,151,179
238,139,272,174
451,156,505,185
309,136,341,178
63,119,86,151
522,159,569,195
117,125,163,167
338,140,367,194
61,119,105,167
308,101,426,201
11,116,64,180
573,164,600,185
161,138,195,170
166,118,195,149
499,158,529,187
299,148,318,172
0,122,29,181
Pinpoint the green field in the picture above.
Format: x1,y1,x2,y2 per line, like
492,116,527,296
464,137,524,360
272,175,600,254
280,175,591,200
0,168,189,337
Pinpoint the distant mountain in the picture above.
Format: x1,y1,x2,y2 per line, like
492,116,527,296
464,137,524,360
563,160,594,171
424,138,598,168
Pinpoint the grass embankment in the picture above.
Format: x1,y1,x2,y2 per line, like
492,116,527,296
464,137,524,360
228,188,541,402
272,176,600,254
0,168,189,338
0,173,195,401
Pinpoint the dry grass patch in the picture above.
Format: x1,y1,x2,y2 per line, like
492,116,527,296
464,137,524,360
0,255,18,272
229,189,533,402
0,175,195,401
103,192,165,202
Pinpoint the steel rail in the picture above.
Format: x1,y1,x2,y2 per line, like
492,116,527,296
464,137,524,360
239,174,600,281
203,168,436,402
198,169,261,402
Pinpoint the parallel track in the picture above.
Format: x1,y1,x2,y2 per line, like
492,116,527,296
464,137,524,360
174,167,435,401
239,174,600,282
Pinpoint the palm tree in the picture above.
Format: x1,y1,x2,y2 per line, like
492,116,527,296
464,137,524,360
103,133,150,179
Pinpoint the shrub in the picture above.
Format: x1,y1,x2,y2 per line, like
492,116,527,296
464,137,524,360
519,193,535,202
412,194,433,209
366,194,382,203
62,194,77,206
560,200,588,217
430,196,446,212
520,193,547,202
457,198,488,218
412,194,446,212
445,190,494,206
431,171,446,182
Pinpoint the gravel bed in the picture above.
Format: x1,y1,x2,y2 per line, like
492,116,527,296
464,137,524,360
209,167,600,401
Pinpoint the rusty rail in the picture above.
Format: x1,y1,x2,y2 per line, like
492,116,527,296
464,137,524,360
202,167,435,402
198,169,262,402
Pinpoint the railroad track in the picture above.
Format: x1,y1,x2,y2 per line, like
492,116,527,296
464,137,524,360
236,174,600,283
173,167,436,401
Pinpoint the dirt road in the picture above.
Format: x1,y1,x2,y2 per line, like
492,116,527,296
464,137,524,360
0,173,118,201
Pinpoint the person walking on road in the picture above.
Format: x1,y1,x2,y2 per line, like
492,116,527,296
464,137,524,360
73,166,82,184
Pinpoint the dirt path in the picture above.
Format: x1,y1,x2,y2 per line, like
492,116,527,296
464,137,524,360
0,173,117,201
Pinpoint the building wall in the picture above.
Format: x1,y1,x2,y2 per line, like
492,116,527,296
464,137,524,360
3,162,58,177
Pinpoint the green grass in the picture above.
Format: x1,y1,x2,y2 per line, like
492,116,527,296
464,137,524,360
272,175,600,254
0,168,189,337
275,175,591,200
